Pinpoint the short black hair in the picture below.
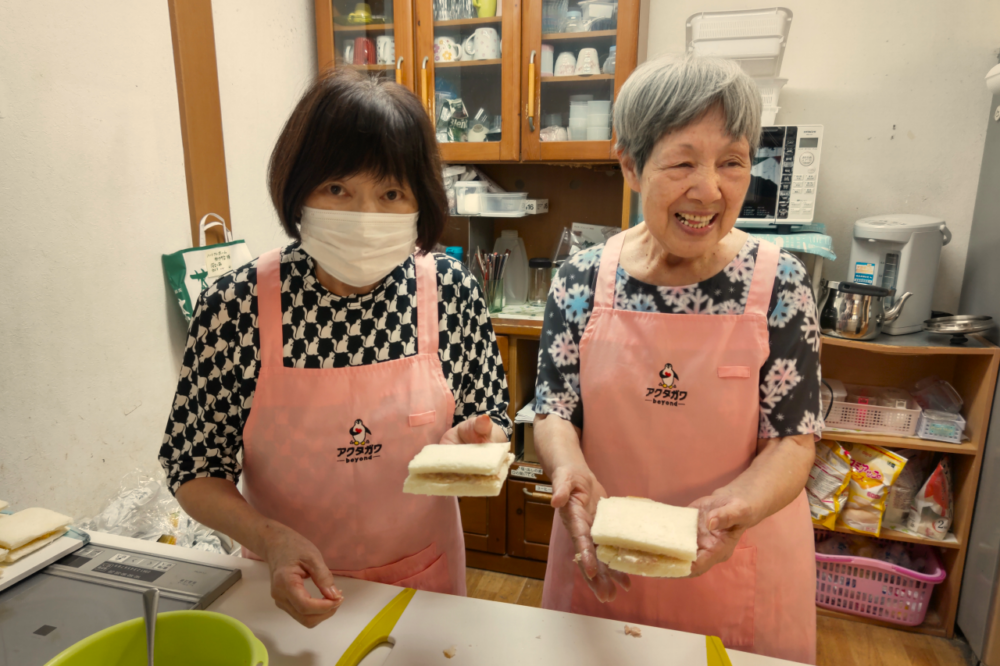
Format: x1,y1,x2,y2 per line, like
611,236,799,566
268,68,447,252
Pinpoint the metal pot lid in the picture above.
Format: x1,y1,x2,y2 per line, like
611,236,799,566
922,315,995,335
825,280,894,297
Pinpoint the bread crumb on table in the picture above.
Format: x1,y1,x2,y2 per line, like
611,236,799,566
624,624,642,637
443,645,457,659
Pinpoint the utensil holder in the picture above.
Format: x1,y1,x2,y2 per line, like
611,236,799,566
478,277,505,313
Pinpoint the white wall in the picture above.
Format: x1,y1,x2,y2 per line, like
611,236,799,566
0,2,316,518
212,1,317,256
645,0,1000,312
0,2,191,517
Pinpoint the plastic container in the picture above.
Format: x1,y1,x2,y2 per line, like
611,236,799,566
569,101,590,119
454,180,489,215
551,226,573,278
587,113,610,127
754,77,787,108
814,533,946,627
45,611,268,666
445,246,464,263
542,112,563,126
480,192,527,216
910,377,964,414
494,229,529,305
541,0,568,33
602,45,616,74
541,44,554,76
568,93,594,103
528,257,553,306
824,384,922,436
916,410,966,443
586,127,611,140
761,106,779,126
563,9,584,32
587,100,611,115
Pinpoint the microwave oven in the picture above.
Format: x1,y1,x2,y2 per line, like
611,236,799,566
737,124,824,228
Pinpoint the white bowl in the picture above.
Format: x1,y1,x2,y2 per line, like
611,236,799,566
569,117,588,129
586,126,611,140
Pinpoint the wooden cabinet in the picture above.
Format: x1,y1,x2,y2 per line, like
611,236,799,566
315,0,416,88
458,485,507,554
507,479,555,561
315,0,642,162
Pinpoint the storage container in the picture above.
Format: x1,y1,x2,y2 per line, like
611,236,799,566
480,192,528,216
814,533,946,626
454,180,489,215
824,384,922,436
528,257,553,306
916,410,966,444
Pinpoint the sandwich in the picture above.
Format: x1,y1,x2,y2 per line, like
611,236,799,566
591,496,699,578
404,442,515,497
0,507,72,563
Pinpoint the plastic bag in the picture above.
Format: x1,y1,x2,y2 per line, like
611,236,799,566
806,440,853,529
79,468,236,554
884,449,935,529
837,443,907,536
906,457,953,540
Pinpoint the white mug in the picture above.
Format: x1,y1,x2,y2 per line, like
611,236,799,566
554,52,576,76
575,48,600,75
434,36,461,62
376,36,395,65
344,43,355,64
462,27,499,61
468,124,488,142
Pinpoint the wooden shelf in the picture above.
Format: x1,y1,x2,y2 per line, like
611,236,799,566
434,16,502,28
822,333,997,356
814,523,960,550
333,22,393,33
817,607,947,638
542,74,615,83
435,58,502,68
346,64,395,71
542,29,617,41
824,430,978,455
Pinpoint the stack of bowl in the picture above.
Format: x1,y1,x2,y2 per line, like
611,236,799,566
567,94,592,141
585,100,611,140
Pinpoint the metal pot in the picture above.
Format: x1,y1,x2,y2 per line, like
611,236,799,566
820,281,913,341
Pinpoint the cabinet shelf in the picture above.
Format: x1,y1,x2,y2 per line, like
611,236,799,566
435,58,502,68
542,29,617,41
817,607,947,638
333,22,394,33
823,430,978,455
541,74,615,83
434,16,502,27
814,523,960,550
346,64,395,71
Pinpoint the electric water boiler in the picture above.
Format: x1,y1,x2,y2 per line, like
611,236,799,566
848,214,951,335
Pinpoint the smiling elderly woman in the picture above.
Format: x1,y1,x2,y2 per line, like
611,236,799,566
533,56,822,664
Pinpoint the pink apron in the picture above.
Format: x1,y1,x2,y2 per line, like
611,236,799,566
241,249,466,596
542,232,816,664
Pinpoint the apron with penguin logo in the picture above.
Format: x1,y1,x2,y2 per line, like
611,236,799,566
542,231,816,664
240,249,466,595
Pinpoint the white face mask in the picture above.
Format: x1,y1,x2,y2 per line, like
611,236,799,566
299,207,419,288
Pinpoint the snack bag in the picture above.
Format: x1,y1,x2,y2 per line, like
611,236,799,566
837,443,907,536
806,440,853,529
884,449,934,529
906,457,953,540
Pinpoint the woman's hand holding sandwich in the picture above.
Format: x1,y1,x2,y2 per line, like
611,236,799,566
688,434,815,576
439,413,509,445
534,414,631,602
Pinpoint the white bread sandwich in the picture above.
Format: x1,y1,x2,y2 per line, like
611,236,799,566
404,442,515,497
591,497,699,578
0,507,72,562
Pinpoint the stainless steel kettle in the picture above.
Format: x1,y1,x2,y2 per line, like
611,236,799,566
820,281,913,341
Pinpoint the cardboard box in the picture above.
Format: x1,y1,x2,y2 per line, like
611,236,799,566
522,424,540,463
521,199,549,215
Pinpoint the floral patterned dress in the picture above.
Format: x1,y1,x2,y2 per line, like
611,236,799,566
535,235,824,438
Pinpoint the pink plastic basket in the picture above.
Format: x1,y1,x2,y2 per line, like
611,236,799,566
814,534,946,626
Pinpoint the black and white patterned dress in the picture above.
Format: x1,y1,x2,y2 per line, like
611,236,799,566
159,243,512,495
535,236,824,438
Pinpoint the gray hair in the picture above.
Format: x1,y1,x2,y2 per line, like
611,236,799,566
613,56,762,175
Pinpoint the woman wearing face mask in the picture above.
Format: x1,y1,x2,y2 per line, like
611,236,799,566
158,69,511,628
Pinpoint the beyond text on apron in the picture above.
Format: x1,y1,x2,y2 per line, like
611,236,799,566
241,249,466,596
541,231,816,664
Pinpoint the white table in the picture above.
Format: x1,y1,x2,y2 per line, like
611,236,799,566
88,532,802,666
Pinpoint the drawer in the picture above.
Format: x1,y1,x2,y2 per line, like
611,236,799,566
507,479,555,562
459,485,507,554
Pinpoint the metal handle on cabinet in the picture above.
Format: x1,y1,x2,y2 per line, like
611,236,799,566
396,56,404,85
527,50,536,132
523,487,552,501
421,56,431,118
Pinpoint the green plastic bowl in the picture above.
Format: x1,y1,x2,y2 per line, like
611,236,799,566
44,610,268,666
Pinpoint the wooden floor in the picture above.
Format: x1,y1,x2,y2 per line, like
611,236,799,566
465,568,977,666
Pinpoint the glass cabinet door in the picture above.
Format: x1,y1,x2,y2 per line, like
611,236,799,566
315,0,416,90
414,0,521,162
521,0,639,161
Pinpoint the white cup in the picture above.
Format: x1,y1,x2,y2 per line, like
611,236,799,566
344,43,355,63
462,27,499,60
587,113,610,127
376,36,395,65
468,124,488,142
554,52,576,76
587,126,611,140
541,44,554,76
575,48,600,75
587,100,611,114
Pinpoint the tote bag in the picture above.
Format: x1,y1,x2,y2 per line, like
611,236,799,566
163,213,253,321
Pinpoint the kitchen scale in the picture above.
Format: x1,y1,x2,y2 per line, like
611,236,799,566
0,537,241,666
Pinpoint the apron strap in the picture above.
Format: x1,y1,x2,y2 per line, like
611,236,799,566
256,249,284,369
594,231,627,310
414,252,439,355
745,239,780,317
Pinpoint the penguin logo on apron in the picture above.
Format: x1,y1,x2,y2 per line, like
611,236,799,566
350,419,372,445
659,363,679,389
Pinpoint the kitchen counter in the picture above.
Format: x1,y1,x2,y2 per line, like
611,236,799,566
87,532,802,666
